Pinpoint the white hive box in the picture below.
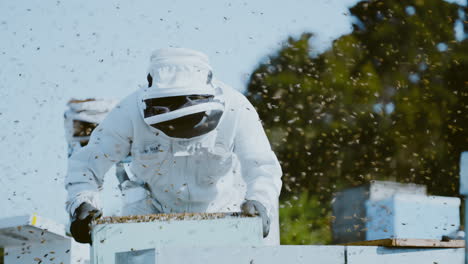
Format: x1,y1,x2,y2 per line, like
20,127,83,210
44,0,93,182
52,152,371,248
91,213,263,264
0,215,89,264
365,194,460,240
332,181,427,243
460,152,468,195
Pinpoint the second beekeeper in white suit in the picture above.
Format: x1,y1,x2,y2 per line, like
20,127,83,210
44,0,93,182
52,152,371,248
65,48,283,245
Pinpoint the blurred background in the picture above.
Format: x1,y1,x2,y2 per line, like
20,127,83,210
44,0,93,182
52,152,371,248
0,0,467,245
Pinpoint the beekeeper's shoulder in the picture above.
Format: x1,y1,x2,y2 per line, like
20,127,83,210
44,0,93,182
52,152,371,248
214,80,252,109
110,90,141,120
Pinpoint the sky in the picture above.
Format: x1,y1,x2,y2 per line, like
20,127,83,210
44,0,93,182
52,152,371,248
1,0,372,224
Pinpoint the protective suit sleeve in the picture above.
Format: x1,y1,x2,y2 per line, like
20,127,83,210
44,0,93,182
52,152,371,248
65,101,133,217
234,99,282,218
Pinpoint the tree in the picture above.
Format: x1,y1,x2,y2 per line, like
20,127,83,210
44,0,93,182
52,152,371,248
247,0,468,244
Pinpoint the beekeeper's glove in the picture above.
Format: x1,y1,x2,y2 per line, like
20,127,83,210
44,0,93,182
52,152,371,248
241,200,270,238
70,202,102,244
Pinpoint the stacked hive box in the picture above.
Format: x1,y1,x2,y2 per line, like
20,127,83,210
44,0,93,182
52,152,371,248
332,181,460,243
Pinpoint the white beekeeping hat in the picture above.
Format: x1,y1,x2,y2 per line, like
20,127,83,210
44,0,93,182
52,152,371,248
143,48,216,99
138,48,225,139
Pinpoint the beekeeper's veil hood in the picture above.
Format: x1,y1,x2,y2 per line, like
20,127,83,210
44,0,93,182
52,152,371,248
139,48,225,139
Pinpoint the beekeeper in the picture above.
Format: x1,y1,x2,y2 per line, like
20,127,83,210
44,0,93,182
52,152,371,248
66,48,283,245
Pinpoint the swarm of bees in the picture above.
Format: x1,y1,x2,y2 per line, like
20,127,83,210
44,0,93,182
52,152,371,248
93,212,249,225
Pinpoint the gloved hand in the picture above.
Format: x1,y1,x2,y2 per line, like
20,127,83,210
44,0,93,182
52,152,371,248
70,202,102,244
241,200,270,238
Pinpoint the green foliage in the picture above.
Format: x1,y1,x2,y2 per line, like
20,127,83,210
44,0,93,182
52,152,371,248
279,192,332,245
248,0,468,244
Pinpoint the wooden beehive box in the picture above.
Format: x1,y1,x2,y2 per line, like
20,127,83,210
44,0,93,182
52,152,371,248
91,212,263,264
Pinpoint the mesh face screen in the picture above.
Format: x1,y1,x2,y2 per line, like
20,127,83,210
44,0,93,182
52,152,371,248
143,95,214,118
151,110,223,139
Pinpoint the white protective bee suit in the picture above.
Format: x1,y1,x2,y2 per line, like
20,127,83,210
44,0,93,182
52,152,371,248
65,48,283,245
